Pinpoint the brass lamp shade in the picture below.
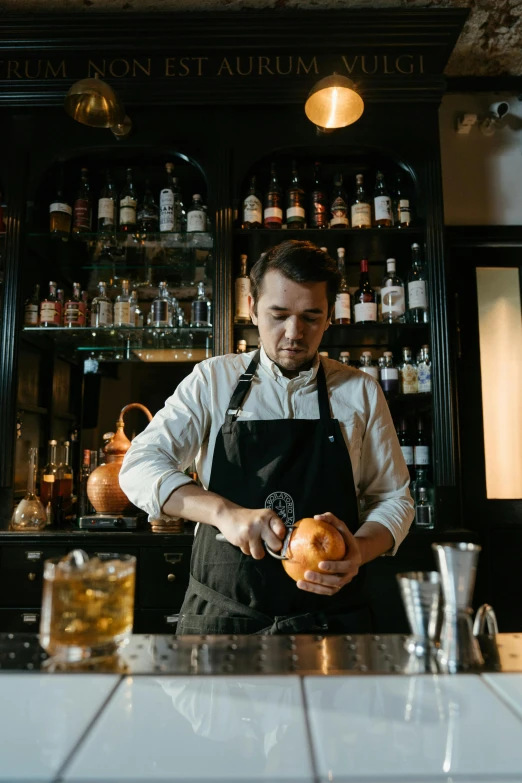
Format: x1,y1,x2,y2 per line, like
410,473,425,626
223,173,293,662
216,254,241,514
64,75,125,129
305,74,364,131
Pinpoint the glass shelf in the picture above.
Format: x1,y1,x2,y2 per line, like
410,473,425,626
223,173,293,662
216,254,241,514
28,231,213,248
234,227,424,237
23,326,212,334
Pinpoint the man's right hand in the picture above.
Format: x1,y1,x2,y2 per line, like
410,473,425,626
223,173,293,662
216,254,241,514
215,507,287,560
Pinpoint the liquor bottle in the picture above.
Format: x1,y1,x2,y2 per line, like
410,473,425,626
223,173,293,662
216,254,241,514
412,469,435,529
98,171,117,233
40,439,58,525
191,281,212,327
56,440,73,525
114,279,133,327
72,167,92,234
359,351,379,381
353,259,377,324
187,194,207,232
339,351,351,366
394,175,412,228
242,176,262,229
333,248,351,324
399,346,418,394
78,449,91,517
49,177,72,237
417,344,432,393
263,162,283,229
172,177,184,231
380,258,405,323
24,284,40,326
119,167,137,233
330,173,349,229
64,282,86,327
130,289,143,327
351,173,372,229
373,171,393,227
235,254,251,324
151,282,172,327
396,418,414,480
309,162,328,229
286,161,306,228
91,281,113,327
159,162,175,232
379,351,399,397
137,178,159,233
414,416,430,469
236,339,247,354
39,281,62,328
407,243,429,323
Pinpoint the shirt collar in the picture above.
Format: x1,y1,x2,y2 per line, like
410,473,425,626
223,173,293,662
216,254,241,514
259,346,321,384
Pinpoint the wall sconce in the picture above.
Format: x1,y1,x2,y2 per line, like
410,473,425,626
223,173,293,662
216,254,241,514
64,73,132,139
305,73,364,133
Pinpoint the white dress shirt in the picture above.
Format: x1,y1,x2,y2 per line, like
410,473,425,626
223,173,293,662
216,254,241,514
119,348,414,554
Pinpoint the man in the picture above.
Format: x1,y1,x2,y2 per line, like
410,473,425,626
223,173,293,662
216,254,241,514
120,240,414,634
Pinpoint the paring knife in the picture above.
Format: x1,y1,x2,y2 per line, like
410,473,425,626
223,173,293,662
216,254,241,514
215,526,297,560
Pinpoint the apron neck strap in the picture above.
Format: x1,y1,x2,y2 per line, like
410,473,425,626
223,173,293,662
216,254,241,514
316,359,332,421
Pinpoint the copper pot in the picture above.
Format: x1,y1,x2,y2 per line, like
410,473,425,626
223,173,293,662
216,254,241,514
87,403,153,515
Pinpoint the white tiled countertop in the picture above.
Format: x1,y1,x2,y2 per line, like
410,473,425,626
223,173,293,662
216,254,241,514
2,673,522,783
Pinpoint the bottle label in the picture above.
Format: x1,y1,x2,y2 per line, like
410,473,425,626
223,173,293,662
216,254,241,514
330,197,349,227
354,302,377,323
235,278,251,320
334,293,351,322
98,198,115,221
374,195,392,222
120,196,137,225
399,199,411,223
361,366,379,381
24,305,39,325
187,210,207,232
310,193,329,228
264,206,283,222
50,202,72,216
64,302,86,327
351,203,371,228
243,195,262,224
400,446,414,466
381,285,405,315
40,301,60,325
287,206,305,220
42,474,55,483
381,367,399,381
400,364,418,394
93,301,112,327
192,301,210,324
417,363,432,393
160,190,174,231
415,445,430,466
73,199,91,230
114,301,132,326
152,300,170,326
408,280,428,310
415,505,434,529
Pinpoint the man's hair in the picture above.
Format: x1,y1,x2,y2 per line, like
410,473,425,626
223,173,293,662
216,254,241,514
249,240,341,312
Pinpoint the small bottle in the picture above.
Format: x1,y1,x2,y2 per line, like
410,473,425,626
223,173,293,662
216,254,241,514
309,162,329,229
399,346,418,394
353,259,377,324
64,282,86,327
379,351,399,397
286,160,306,228
159,163,175,232
130,290,143,327
263,162,283,229
137,178,159,233
91,281,113,327
150,282,171,327
351,173,372,229
330,173,349,229
191,282,212,327
72,167,92,234
359,351,379,381
40,439,58,525
407,243,429,324
333,248,351,324
119,167,137,233
414,416,430,469
380,258,405,323
56,440,74,525
413,469,435,529
49,177,72,237
78,449,91,518
39,281,61,327
242,175,262,229
394,175,412,228
235,254,251,324
24,284,40,326
417,344,432,393
98,171,117,233
373,171,393,227
397,418,414,481
187,194,207,232
114,279,133,327
339,351,351,366
236,339,247,354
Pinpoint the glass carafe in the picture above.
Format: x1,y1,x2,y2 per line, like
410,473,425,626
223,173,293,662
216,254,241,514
11,447,47,530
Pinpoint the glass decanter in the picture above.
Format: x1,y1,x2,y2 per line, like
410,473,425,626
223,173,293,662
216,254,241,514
11,447,47,530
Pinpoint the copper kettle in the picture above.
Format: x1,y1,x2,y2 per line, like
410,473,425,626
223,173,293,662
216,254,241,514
87,403,153,515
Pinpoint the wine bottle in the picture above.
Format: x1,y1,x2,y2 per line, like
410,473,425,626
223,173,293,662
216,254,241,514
242,175,262,229
264,162,283,229
353,259,377,324
309,162,328,229
286,160,306,228
333,248,351,324
373,171,393,227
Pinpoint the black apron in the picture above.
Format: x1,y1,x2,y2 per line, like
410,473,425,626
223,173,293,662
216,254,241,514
177,351,371,635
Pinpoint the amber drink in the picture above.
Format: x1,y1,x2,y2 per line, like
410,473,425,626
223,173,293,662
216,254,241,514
40,551,136,661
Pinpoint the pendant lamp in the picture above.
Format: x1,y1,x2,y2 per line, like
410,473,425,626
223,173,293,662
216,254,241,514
64,73,130,137
305,74,364,133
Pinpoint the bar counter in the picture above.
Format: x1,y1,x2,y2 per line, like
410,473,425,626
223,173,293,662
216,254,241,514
2,632,522,782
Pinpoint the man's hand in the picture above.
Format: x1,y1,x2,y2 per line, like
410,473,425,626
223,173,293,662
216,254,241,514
216,507,287,560
296,512,362,596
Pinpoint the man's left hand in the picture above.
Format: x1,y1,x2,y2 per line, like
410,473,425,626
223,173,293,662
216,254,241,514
296,512,362,596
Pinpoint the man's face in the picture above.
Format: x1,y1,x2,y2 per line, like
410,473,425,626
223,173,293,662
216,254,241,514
250,269,331,376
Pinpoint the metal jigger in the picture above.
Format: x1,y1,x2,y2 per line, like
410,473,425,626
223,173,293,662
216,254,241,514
432,542,484,673
397,572,441,661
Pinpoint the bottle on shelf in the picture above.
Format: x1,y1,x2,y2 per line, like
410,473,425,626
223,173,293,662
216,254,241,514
191,281,212,327
10,447,47,531
412,468,435,529
359,351,379,381
330,173,349,229
72,167,92,234
24,284,40,326
414,416,430,469
235,254,251,324
39,281,62,328
394,174,412,228
353,259,377,324
351,173,372,229
309,162,328,229
56,440,73,525
242,175,262,229
263,162,283,229
137,178,159,233
64,282,86,328
373,171,393,228
119,167,137,233
91,281,113,327
40,439,58,525
417,344,432,393
396,417,415,481
187,194,207,232
379,351,399,398
114,279,133,327
78,449,91,518
98,171,117,233
130,290,144,327
286,160,306,229
49,174,72,237
399,346,418,394
151,282,172,327
159,163,175,232
333,247,351,324
339,351,351,366
236,339,247,354
380,258,405,324
407,243,429,324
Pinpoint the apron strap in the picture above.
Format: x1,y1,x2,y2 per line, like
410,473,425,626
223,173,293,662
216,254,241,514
316,360,332,422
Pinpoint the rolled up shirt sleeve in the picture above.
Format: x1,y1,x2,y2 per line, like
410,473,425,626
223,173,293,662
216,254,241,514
119,363,211,520
358,380,415,555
